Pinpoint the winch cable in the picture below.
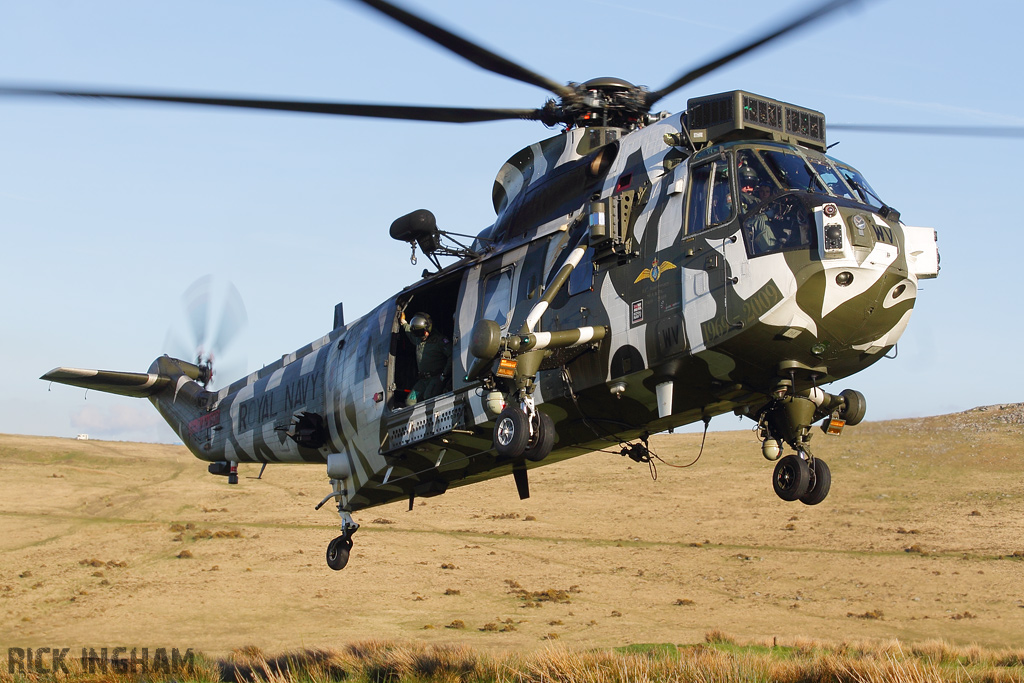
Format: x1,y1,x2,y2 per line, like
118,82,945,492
561,366,711,479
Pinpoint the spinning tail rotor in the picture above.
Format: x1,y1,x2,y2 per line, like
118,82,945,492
164,275,248,389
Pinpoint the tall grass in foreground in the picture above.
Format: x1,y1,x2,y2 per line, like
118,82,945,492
2,634,1023,683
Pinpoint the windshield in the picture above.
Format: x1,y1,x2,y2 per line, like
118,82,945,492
686,145,885,238
831,160,884,209
758,149,825,193
807,157,855,199
723,144,886,257
727,144,884,210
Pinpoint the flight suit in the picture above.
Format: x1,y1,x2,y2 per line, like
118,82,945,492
404,325,452,405
749,212,777,254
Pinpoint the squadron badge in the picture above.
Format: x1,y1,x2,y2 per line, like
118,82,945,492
634,257,677,284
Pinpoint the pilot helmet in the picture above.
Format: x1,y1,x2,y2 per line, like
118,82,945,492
739,166,759,187
409,312,432,337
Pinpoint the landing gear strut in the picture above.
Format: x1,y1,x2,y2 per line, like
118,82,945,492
800,456,831,506
316,476,360,571
758,386,864,506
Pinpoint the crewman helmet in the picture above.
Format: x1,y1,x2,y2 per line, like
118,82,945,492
409,312,432,337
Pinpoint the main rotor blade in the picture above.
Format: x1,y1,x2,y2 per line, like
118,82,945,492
0,85,541,124
345,0,573,99
831,123,1024,139
646,0,858,108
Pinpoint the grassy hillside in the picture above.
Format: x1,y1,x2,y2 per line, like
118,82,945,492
1,404,1022,659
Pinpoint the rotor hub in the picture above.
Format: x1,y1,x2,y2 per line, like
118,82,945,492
546,77,651,129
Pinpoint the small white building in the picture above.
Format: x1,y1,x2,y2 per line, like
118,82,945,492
76,434,89,440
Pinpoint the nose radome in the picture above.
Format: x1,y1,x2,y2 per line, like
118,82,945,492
815,265,917,351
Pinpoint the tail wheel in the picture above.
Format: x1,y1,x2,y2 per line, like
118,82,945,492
524,411,555,462
799,457,831,506
773,454,810,501
840,389,867,426
494,407,530,458
326,536,352,571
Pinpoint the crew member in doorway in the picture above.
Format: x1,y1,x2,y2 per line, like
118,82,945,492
401,311,452,405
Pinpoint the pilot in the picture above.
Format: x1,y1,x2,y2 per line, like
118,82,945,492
400,311,452,405
746,186,779,255
710,189,733,225
737,151,775,214
776,199,812,248
739,166,760,214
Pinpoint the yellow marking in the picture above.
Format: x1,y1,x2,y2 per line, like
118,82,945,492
633,260,678,284
496,358,517,379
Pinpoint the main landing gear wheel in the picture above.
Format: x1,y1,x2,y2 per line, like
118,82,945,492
326,535,353,571
494,406,530,458
799,457,831,506
524,411,555,462
773,454,810,501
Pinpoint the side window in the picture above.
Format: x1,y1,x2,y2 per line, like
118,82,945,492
687,159,734,233
685,163,711,234
568,247,595,296
708,161,734,227
481,267,514,328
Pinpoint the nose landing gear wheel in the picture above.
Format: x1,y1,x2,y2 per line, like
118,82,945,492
799,457,831,506
773,454,810,501
326,535,353,571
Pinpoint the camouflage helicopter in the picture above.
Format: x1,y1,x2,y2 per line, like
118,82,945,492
9,0,945,571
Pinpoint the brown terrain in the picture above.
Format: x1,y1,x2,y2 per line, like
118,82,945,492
1,405,1022,656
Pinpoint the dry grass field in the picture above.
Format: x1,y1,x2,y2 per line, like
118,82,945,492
1,404,1022,661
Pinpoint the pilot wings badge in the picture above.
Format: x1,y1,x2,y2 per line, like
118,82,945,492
634,257,678,284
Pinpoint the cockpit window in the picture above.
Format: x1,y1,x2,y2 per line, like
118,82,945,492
711,144,884,250
758,149,825,193
807,157,855,199
481,267,514,328
686,163,711,234
833,162,884,209
743,194,816,257
689,144,883,236
686,158,734,232
708,161,733,226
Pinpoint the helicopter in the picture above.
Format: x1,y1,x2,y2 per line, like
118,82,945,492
5,0,949,571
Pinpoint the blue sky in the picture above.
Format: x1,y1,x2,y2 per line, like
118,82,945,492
1,0,1021,443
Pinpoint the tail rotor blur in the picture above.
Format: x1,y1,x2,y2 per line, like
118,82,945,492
164,275,248,389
